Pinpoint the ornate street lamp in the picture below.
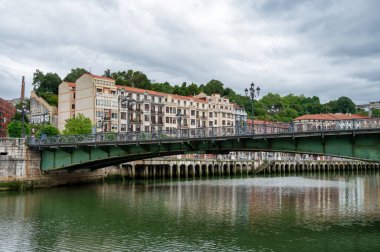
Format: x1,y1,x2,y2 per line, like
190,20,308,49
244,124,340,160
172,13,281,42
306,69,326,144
119,94,135,133
176,111,184,138
245,82,260,133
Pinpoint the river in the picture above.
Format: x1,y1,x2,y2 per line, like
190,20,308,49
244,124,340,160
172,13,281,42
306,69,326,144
1,172,380,251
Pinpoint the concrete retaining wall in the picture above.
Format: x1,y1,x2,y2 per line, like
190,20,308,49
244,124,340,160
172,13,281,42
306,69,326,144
0,138,122,190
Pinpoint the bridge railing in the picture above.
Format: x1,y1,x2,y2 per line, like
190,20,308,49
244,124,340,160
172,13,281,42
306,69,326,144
26,118,380,147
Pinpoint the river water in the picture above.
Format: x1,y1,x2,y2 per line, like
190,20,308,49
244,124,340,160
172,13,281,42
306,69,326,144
1,172,380,252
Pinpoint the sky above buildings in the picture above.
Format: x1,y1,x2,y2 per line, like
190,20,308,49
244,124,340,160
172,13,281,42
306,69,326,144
0,0,379,104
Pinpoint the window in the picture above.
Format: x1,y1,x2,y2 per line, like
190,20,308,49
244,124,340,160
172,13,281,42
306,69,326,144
166,117,169,123
145,115,149,122
121,124,126,131
191,110,195,116
191,119,195,125
222,120,226,125
121,112,126,119
111,112,117,119
145,104,150,111
71,104,75,110
97,88,102,93
173,108,176,114
137,94,140,100
96,111,104,118
166,107,169,113
209,112,213,118
209,121,213,127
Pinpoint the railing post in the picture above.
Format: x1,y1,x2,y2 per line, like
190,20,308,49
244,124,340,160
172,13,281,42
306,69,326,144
264,123,267,136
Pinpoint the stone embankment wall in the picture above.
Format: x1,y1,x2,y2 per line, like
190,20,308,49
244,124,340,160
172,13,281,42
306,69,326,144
0,138,121,190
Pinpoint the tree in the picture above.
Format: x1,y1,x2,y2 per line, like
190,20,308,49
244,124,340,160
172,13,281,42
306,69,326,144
64,68,89,82
63,114,92,135
151,82,174,94
7,121,30,138
36,124,60,137
372,109,380,118
335,96,356,114
186,83,200,96
32,69,62,95
203,79,224,95
104,70,152,89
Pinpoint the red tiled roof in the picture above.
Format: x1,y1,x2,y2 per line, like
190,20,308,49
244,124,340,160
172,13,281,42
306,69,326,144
294,113,369,121
116,85,166,97
84,73,114,81
193,97,207,103
170,94,192,101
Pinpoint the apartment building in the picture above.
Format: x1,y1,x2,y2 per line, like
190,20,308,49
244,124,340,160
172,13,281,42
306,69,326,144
0,98,16,137
57,82,76,131
29,91,58,128
57,73,247,133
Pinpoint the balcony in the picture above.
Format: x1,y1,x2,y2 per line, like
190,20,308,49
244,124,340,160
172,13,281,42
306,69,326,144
150,110,157,114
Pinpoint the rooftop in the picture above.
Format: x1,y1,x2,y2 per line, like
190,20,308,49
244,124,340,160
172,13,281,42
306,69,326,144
294,113,369,121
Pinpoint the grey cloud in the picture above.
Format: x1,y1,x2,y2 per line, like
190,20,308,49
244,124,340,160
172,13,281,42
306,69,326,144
0,0,379,104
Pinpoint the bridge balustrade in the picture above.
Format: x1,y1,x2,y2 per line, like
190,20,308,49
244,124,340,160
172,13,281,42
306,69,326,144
27,119,380,147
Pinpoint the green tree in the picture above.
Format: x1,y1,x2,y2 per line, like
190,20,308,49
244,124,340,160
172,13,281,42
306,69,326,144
63,114,92,135
151,82,174,94
64,68,89,82
7,121,30,138
36,124,60,137
371,109,380,118
203,79,224,95
32,69,62,95
104,70,152,89
335,96,356,113
187,83,200,96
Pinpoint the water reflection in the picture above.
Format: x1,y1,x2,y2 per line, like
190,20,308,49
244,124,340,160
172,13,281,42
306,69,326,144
1,172,380,251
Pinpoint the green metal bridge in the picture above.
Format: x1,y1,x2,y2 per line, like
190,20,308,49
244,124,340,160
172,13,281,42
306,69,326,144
27,124,380,172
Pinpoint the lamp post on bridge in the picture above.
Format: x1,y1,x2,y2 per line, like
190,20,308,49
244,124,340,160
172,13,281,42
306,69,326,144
176,111,184,138
119,94,135,134
245,82,260,134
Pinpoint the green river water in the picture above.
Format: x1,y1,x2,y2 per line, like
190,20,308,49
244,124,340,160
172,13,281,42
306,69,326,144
1,172,380,251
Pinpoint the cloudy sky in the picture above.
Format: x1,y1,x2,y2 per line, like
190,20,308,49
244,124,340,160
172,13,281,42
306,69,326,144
0,0,379,104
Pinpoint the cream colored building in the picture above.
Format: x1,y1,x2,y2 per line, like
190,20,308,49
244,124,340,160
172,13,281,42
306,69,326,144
57,73,246,134
57,82,76,131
